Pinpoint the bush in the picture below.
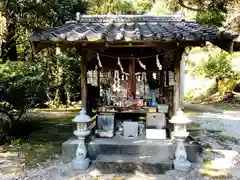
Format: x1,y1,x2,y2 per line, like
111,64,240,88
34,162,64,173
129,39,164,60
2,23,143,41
219,79,240,95
205,82,218,96
0,61,46,144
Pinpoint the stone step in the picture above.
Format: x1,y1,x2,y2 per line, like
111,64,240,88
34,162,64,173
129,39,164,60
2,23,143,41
93,154,173,174
61,135,201,163
87,135,200,162
88,140,175,162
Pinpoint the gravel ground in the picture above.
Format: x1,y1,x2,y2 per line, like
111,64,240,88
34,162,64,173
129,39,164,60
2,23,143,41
1,107,240,180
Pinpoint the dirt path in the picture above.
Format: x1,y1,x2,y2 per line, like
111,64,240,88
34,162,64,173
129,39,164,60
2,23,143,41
184,103,240,114
184,104,240,179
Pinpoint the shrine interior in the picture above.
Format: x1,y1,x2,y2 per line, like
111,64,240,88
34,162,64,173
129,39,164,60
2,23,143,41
85,46,178,138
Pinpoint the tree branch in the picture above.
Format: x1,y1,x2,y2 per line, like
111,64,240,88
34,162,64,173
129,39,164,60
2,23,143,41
178,0,204,11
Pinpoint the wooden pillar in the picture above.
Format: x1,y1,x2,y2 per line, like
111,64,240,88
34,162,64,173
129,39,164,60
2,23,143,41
80,52,88,110
160,70,164,95
165,70,170,116
157,71,161,99
173,48,184,115
97,68,100,87
180,55,185,109
166,70,169,87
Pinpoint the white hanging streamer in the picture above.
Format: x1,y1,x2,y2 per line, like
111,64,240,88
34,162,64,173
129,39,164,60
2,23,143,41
87,71,91,84
137,75,141,81
118,57,129,76
153,72,157,80
93,70,97,86
137,58,146,70
113,70,120,92
156,55,162,70
97,53,102,68
142,72,146,81
135,72,141,76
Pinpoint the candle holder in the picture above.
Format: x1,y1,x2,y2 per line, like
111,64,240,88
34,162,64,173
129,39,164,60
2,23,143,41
72,108,92,170
170,109,192,172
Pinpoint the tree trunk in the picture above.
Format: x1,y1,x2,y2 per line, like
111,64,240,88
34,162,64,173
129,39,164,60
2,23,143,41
216,77,219,91
53,88,61,107
65,85,71,105
1,15,17,62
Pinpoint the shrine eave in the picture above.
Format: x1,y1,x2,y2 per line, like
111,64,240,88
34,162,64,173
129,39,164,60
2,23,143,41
29,15,239,52
234,38,240,51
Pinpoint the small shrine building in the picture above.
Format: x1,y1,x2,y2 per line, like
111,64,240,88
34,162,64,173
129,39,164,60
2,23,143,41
29,14,240,172
29,14,238,116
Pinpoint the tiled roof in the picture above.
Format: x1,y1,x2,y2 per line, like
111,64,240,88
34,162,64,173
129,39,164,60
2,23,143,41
29,15,237,43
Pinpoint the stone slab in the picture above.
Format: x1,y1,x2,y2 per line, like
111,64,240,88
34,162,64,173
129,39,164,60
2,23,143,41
93,154,173,174
61,135,201,163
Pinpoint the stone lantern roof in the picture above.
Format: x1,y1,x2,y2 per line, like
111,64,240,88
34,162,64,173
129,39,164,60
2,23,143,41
169,109,192,124
72,108,92,123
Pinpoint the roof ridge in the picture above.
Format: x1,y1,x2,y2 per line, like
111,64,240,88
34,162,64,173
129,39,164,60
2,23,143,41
74,14,186,23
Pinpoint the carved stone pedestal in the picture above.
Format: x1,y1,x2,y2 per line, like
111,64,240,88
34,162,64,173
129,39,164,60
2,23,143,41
72,108,92,170
72,137,91,170
173,139,192,172
170,109,192,172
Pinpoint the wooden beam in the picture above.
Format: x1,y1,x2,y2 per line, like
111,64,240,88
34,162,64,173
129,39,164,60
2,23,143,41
212,39,235,53
33,40,206,54
172,48,184,115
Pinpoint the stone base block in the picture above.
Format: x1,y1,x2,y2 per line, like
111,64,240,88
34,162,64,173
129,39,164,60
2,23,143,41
61,135,201,164
94,154,173,174
72,157,90,170
173,159,192,172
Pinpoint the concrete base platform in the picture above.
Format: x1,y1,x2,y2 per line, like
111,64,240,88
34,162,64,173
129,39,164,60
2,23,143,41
94,154,173,174
62,135,201,164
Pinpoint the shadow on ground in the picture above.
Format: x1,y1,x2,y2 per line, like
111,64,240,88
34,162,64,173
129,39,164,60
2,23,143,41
0,109,78,176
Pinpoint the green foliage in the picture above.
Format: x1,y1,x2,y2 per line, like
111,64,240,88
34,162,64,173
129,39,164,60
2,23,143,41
0,55,48,113
0,61,25,79
0,0,86,28
184,89,196,101
166,0,229,27
87,0,153,14
130,0,153,14
0,0,87,61
218,78,240,95
0,59,47,144
0,60,46,111
0,0,85,108
188,49,240,99
149,0,171,15
58,49,80,95
193,52,239,79
196,8,226,27
205,82,218,95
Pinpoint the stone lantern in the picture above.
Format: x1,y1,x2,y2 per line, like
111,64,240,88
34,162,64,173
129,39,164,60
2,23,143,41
72,108,92,170
170,108,192,172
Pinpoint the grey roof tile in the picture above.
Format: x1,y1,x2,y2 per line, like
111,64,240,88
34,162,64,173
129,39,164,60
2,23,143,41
29,15,238,44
